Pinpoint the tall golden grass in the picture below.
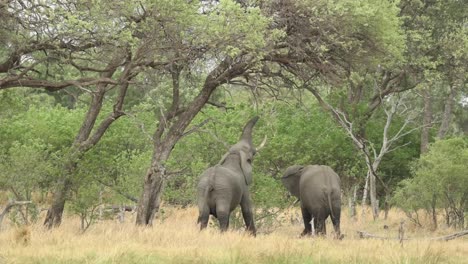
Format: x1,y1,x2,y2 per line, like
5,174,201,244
0,206,467,264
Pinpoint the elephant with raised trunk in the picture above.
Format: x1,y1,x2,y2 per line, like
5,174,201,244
282,165,342,238
197,116,265,235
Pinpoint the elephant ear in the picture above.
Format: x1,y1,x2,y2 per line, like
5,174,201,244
239,150,253,185
281,165,304,199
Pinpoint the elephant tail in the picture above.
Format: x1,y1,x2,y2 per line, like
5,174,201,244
197,187,211,225
197,167,216,225
327,191,335,220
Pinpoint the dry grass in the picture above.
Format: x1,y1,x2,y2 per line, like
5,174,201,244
0,207,467,264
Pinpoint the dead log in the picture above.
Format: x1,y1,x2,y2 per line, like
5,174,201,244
357,229,468,241
430,230,468,241
357,230,409,240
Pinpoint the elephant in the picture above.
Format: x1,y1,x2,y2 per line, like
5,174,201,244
197,116,265,235
281,165,342,238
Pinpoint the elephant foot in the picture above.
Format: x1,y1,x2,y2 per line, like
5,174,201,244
334,233,344,240
300,230,312,237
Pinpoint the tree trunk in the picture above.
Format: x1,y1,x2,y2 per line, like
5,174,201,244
361,173,369,217
134,57,251,226
118,205,125,223
43,150,82,229
349,185,358,221
42,68,130,229
445,207,451,227
135,164,166,226
384,194,390,220
431,194,437,230
369,170,379,220
437,85,456,139
136,140,174,226
98,187,104,221
43,177,73,229
421,88,432,154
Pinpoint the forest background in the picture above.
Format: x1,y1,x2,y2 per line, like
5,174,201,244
0,0,467,235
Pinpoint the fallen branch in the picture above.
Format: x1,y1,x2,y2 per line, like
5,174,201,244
357,230,409,240
0,200,32,229
429,230,468,241
357,229,468,241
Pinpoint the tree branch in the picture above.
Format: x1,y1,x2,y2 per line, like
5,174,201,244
0,200,32,229
0,77,118,91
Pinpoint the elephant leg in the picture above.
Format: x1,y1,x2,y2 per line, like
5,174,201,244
240,192,256,236
331,210,342,239
313,216,326,236
300,207,312,237
215,201,230,232
197,210,210,231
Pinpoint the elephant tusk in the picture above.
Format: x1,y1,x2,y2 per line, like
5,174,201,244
256,135,267,151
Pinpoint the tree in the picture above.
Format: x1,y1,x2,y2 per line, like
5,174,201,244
134,0,279,225
393,138,468,229
1,0,215,228
255,0,416,220
399,0,468,151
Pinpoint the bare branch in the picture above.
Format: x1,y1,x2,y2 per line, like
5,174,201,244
0,77,118,91
94,178,138,203
197,129,231,150
357,230,468,241
0,200,32,229
182,118,211,137
207,100,234,110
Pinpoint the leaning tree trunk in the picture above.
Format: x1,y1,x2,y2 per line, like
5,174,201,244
43,155,80,229
134,57,251,226
42,60,130,229
43,178,72,228
136,149,171,226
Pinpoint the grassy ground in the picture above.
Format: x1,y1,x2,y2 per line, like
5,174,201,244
0,207,467,264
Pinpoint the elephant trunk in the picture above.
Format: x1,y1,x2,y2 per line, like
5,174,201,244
240,116,259,146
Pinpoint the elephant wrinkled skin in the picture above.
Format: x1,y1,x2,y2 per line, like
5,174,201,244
282,165,342,238
197,116,261,235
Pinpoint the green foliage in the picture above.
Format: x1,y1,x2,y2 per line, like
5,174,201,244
392,138,468,228
329,0,405,64
0,92,81,200
1,0,466,229
162,98,366,208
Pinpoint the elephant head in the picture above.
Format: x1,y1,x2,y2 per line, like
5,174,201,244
219,116,265,185
281,165,305,199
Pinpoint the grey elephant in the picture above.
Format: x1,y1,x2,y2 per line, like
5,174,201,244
197,116,265,235
282,165,342,238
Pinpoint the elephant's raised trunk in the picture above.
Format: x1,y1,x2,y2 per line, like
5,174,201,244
240,116,259,145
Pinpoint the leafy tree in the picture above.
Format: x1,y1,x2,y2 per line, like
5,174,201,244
134,0,280,225
393,138,468,229
254,0,418,220
1,0,147,228
400,0,468,152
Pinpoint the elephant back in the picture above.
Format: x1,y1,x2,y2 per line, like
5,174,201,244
301,165,341,192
